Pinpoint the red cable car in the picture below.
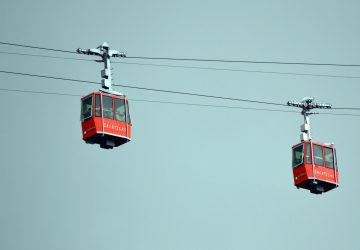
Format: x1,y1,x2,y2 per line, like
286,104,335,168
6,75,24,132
81,91,131,149
77,42,131,149
288,97,339,194
292,141,339,194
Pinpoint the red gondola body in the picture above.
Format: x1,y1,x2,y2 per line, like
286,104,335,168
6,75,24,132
292,141,339,194
80,91,131,149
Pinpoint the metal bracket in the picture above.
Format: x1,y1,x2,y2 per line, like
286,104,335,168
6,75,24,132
287,97,332,141
77,42,126,93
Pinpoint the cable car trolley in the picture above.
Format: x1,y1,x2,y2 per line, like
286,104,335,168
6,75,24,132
78,43,131,149
288,98,339,194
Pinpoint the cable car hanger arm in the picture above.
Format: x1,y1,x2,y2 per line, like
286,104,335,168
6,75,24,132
76,42,126,92
287,97,332,141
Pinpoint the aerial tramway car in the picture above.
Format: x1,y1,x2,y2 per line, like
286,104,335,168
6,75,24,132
292,141,339,194
81,91,131,149
288,98,339,194
77,42,131,149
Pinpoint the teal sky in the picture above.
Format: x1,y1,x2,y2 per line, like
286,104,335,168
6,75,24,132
1,1,360,250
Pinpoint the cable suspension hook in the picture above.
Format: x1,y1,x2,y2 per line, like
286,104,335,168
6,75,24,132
76,42,126,94
287,97,332,141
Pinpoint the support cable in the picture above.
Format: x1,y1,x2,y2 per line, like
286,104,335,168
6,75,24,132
0,41,76,54
125,56,360,67
0,69,287,107
2,41,360,67
1,87,359,117
0,69,359,111
3,51,360,79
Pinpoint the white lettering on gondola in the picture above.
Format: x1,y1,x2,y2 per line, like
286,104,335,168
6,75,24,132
104,123,126,132
296,170,334,180
315,169,334,178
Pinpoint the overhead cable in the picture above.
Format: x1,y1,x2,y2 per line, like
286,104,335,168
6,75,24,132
332,107,360,110
0,41,76,54
317,112,360,117
125,56,360,67
0,87,81,97
0,51,94,62
2,41,360,67
0,69,287,107
1,69,359,111
0,87,290,112
115,61,360,79
3,51,360,79
1,87,359,117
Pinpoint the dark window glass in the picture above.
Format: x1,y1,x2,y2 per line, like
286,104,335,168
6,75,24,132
314,145,324,166
126,100,131,125
95,94,101,117
334,149,338,170
324,148,334,169
292,144,304,168
306,143,312,164
114,98,126,122
103,96,113,119
81,96,93,121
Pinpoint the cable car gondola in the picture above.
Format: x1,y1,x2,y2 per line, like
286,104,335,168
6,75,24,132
288,98,339,194
77,42,131,149
291,141,339,194
81,91,131,149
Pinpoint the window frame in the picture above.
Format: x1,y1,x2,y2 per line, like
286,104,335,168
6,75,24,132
305,143,312,164
324,147,335,169
95,94,101,117
313,144,324,166
102,95,114,120
114,98,126,122
125,100,131,125
334,149,338,171
81,95,93,121
292,144,304,168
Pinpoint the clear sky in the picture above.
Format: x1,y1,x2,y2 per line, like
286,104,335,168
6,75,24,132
1,1,360,250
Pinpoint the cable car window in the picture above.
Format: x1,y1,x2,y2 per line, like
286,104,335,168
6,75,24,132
103,96,113,119
334,149,338,170
324,147,334,169
292,144,304,168
95,94,101,117
306,143,312,164
314,145,324,166
81,96,93,121
114,98,126,122
126,100,131,125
